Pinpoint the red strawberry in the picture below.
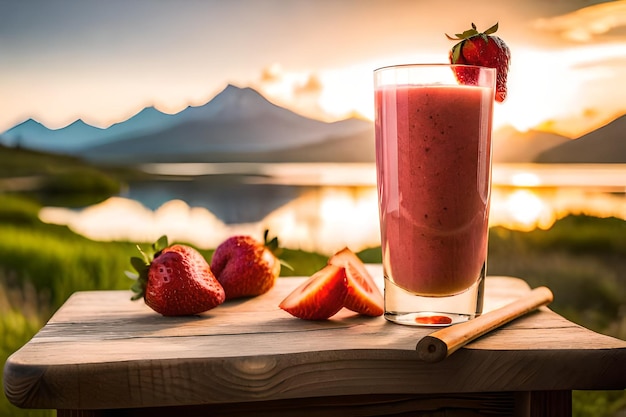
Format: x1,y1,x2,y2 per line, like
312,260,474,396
328,247,384,317
211,230,282,300
279,264,348,320
447,22,511,102
128,236,225,316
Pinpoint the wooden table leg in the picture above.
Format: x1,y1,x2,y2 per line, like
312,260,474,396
529,391,572,417
58,411,104,417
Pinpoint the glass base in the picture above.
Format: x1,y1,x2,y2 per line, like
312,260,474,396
384,266,485,327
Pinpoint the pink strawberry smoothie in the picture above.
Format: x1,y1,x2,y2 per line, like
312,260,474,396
376,84,493,296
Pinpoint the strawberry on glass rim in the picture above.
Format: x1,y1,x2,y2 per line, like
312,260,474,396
447,22,511,102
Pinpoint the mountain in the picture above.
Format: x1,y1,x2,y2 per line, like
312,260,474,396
1,119,103,152
78,85,373,163
4,83,623,164
104,129,375,164
2,85,373,162
535,115,626,163
492,126,571,163
1,107,180,154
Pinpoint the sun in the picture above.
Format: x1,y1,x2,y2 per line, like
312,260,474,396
280,50,573,128
317,65,377,121
257,43,619,134
257,62,381,122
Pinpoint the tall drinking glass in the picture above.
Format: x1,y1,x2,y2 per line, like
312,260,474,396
374,64,496,326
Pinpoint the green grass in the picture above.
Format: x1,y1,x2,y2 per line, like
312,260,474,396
487,218,626,337
0,144,149,207
0,189,625,416
0,193,332,416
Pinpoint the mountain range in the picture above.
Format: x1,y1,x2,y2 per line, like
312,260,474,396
1,85,624,164
535,115,626,163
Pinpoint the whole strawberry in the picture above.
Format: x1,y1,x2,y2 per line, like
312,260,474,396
447,22,511,102
210,230,282,300
127,236,225,316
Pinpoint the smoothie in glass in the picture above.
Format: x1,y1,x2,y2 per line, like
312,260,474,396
377,83,493,296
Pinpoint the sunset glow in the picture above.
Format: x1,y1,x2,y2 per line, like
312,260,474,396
504,190,550,229
2,1,625,137
39,180,625,254
257,39,626,138
511,172,542,187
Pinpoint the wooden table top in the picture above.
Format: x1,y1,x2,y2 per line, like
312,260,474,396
4,265,626,411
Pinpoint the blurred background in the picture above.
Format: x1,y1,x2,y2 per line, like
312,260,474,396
1,1,625,416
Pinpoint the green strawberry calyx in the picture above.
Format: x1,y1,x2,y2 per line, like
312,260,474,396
125,235,169,301
263,229,279,254
263,229,294,272
446,22,499,63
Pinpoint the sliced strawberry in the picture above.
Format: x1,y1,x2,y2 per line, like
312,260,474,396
279,264,348,320
329,247,384,317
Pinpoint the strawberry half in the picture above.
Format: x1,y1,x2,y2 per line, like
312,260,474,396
447,22,511,102
328,247,384,317
279,264,348,320
127,236,225,316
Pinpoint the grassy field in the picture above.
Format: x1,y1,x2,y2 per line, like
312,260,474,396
1,146,625,416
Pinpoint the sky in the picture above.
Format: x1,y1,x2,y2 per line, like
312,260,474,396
1,0,626,138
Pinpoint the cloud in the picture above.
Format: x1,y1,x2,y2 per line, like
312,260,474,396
255,65,331,120
294,74,323,96
533,1,626,42
260,63,283,83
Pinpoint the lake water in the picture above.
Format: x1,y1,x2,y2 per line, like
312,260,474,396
39,163,626,255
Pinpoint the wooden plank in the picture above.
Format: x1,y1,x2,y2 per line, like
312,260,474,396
4,269,626,411
7,345,622,410
57,392,524,417
12,297,623,366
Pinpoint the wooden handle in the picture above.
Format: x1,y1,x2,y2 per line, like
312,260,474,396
416,286,554,363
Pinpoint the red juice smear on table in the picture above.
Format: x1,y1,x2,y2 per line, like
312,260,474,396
376,84,493,296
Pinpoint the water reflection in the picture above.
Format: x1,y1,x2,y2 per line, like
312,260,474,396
499,189,548,229
40,183,624,254
263,188,380,253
